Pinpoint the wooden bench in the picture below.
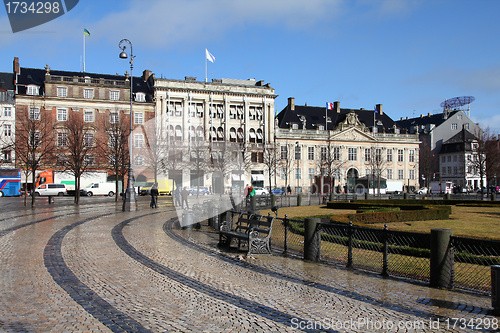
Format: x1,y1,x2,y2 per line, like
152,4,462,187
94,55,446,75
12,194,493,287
219,212,274,255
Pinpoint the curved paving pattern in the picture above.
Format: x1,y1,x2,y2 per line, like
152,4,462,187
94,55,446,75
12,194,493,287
0,197,498,332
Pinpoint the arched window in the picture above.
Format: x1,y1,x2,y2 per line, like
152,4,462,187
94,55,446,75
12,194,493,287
237,128,244,143
249,128,256,143
196,126,204,141
229,127,236,143
217,127,224,141
175,125,182,141
256,128,263,143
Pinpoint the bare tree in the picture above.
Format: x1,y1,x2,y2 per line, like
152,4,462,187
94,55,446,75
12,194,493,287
278,142,294,192
137,118,170,185
96,110,129,201
366,144,386,196
262,143,278,192
486,131,500,188
320,135,345,193
13,103,56,207
58,111,98,204
418,135,437,188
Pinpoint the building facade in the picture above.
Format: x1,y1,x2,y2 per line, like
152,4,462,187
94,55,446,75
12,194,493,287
0,72,15,168
150,76,277,193
275,98,421,194
13,57,155,189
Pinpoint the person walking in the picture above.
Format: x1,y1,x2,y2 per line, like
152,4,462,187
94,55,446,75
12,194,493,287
287,185,291,196
174,186,181,207
181,187,189,209
150,183,159,208
249,185,256,197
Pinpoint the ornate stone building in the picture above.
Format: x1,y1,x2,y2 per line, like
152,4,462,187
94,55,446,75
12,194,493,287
275,98,420,194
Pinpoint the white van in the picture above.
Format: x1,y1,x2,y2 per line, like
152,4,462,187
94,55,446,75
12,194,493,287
34,183,67,196
81,183,116,197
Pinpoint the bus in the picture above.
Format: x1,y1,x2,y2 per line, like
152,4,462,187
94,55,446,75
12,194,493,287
0,169,21,197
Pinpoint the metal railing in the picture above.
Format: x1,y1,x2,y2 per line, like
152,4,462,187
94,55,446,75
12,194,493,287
270,217,499,295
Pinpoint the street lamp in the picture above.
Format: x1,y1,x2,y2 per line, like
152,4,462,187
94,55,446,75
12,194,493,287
119,39,137,211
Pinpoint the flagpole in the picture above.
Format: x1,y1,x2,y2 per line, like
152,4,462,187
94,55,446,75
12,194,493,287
205,52,207,83
83,27,86,72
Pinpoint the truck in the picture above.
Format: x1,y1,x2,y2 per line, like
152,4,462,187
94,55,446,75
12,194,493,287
140,179,173,196
81,182,116,197
36,170,108,192
430,181,453,194
386,181,403,194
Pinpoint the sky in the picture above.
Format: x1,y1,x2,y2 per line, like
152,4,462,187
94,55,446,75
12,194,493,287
1,0,499,131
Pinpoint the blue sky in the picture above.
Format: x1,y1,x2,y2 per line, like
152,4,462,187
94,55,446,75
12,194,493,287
1,0,499,131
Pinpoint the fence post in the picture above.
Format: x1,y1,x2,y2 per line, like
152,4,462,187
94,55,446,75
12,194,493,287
283,214,288,254
329,192,334,202
304,218,321,262
492,265,500,315
430,229,454,289
347,221,353,268
271,194,276,209
249,196,257,214
297,194,302,206
381,224,389,277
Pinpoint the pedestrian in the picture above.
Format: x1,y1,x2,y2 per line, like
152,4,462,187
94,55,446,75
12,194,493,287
181,187,189,209
249,185,256,197
174,186,181,207
287,185,291,195
244,184,249,198
150,183,159,208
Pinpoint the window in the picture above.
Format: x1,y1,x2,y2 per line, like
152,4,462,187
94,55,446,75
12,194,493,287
84,132,94,147
280,146,288,160
229,105,236,119
30,130,40,147
134,134,144,148
256,107,263,121
109,133,118,148
387,169,393,180
134,112,144,125
447,166,452,174
110,111,119,124
409,150,415,163
4,107,11,117
442,167,446,175
295,145,301,160
447,156,451,162
27,85,39,95
134,155,144,166
409,169,415,180
442,156,446,162
0,90,6,101
84,154,94,166
84,88,94,99
57,87,67,97
281,167,286,180
57,108,67,121
308,168,315,180
364,148,371,162
348,147,357,161
308,147,314,160
295,168,301,180
451,123,458,130
3,124,11,137
464,123,470,130
110,90,119,101
397,149,404,162
333,147,340,161
398,169,404,180
318,125,325,131
453,166,458,175
57,132,67,147
135,92,146,102
84,110,94,122
249,106,256,120
292,123,299,129
29,107,40,120
387,149,393,162
375,148,382,162
3,150,11,162
453,155,457,162
321,147,327,161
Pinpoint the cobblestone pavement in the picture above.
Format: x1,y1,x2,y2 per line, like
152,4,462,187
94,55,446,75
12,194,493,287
0,196,498,332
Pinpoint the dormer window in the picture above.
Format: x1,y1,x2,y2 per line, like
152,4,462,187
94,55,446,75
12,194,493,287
27,85,39,96
135,92,146,102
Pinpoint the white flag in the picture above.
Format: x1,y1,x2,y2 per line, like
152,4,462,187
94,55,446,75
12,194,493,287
206,49,215,63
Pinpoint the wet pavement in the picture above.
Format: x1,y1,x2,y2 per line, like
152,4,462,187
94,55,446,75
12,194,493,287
0,196,498,332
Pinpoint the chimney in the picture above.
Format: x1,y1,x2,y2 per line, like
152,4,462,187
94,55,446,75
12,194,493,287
13,57,20,75
142,69,152,81
334,101,340,113
376,104,383,115
420,114,424,118
288,97,295,111
428,113,432,117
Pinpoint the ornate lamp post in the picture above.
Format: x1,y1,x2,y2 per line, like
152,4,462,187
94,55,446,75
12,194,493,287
119,39,137,211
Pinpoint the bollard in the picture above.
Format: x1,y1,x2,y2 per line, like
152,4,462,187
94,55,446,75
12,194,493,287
329,192,334,202
181,211,194,229
304,218,321,262
403,192,409,200
444,193,451,200
364,192,369,200
249,196,256,212
270,194,276,209
492,265,500,315
207,201,214,227
297,194,302,206
430,229,454,289
48,196,53,204
491,193,497,202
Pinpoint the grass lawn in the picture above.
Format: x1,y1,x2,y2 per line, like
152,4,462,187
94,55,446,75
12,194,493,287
262,205,500,240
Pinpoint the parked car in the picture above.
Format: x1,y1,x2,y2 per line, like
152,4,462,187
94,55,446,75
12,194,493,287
189,187,210,196
33,183,67,196
271,188,284,195
81,182,116,197
416,187,428,195
253,187,269,195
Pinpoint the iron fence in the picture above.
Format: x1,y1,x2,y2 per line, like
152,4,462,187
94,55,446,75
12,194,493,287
270,216,498,295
